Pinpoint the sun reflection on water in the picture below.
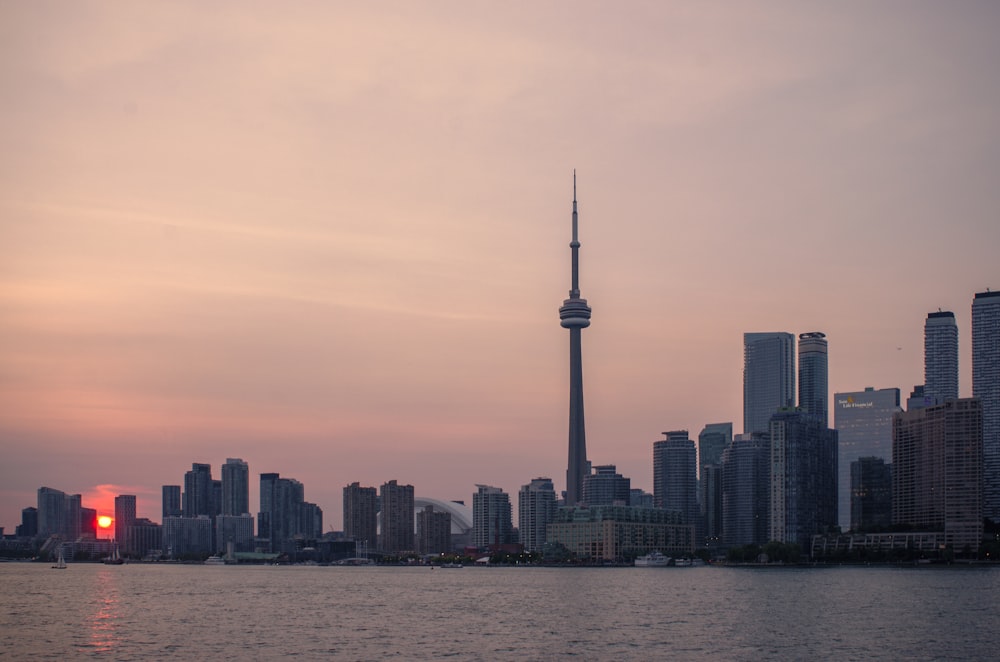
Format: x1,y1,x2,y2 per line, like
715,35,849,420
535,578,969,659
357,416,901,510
86,568,121,653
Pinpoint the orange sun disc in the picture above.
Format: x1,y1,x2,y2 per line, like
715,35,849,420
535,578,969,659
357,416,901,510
97,515,113,529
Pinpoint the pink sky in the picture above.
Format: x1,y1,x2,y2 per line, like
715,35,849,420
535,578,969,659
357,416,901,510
2,2,998,530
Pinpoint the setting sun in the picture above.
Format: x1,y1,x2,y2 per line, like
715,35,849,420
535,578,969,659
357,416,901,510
97,515,113,529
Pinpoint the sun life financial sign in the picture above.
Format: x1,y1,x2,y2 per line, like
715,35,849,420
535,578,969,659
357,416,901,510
838,395,874,409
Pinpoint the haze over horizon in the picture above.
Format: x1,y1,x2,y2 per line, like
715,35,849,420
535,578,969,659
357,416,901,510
2,2,998,530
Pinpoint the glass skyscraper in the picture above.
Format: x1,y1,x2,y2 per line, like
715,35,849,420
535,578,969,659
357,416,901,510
924,310,958,403
798,332,829,427
973,290,1000,521
743,332,795,435
833,387,901,531
653,431,698,525
221,458,249,516
518,477,556,553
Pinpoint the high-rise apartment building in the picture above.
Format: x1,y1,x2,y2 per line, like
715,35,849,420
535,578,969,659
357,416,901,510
518,477,556,553
380,480,415,553
114,494,136,552
473,484,513,548
850,457,892,533
698,423,731,549
743,332,795,434
798,332,829,426
769,410,838,552
258,472,312,553
721,433,770,547
833,387,900,531
416,505,452,555
221,458,249,516
924,311,959,404
343,482,378,549
559,174,593,506
215,514,254,554
653,431,698,525
582,465,631,507
183,463,214,518
162,485,181,521
973,290,1000,522
893,398,983,551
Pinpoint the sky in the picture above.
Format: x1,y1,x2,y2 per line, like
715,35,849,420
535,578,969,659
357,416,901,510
2,1,998,531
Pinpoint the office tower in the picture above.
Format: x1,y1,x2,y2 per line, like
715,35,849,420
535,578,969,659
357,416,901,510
769,410,838,552
653,431,698,525
257,473,278,547
893,398,983,551
343,483,378,550
798,332,829,426
698,423,731,548
518,478,556,553
221,458,250,516
743,332,795,434
850,457,892,532
722,433,771,547
183,463,213,517
833,387,901,531
973,290,1000,521
416,505,452,555
582,465,631,506
925,311,959,404
473,484,513,548
559,174,592,506
380,480,415,553
162,485,181,521
301,502,323,539
114,495,136,553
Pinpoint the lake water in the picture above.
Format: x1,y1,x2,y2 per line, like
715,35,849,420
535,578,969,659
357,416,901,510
1,563,997,660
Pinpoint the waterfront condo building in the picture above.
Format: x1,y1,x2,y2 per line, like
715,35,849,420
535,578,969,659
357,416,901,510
973,290,1000,521
518,477,557,553
343,482,378,550
924,311,959,404
221,458,250,516
798,332,829,427
162,485,181,520
721,433,771,547
893,398,983,552
473,484,513,549
850,457,892,533
743,332,796,435
379,480,414,554
833,387,901,531
114,494,136,552
416,505,452,555
769,410,838,553
653,431,698,526
582,465,631,507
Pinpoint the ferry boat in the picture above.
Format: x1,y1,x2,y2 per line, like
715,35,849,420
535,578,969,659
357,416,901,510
204,555,227,565
634,551,671,567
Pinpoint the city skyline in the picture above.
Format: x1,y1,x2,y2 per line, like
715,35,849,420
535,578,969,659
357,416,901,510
2,4,999,530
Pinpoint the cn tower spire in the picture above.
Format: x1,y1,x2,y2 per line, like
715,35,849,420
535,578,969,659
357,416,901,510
559,170,592,506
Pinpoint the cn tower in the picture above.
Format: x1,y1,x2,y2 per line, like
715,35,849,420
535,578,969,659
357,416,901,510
559,172,592,506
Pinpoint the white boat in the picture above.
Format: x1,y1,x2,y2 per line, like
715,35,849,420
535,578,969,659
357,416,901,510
204,555,226,565
51,548,67,569
634,551,671,567
674,558,693,567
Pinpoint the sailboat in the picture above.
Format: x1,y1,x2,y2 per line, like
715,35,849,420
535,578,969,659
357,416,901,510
51,547,67,569
103,541,124,565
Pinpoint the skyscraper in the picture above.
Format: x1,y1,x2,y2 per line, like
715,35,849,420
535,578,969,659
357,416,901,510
798,332,829,426
518,478,556,553
721,433,770,548
114,494,136,552
850,457,892,533
769,410,838,553
653,431,698,525
559,173,592,506
183,463,213,517
162,485,181,521
833,387,900,531
473,484,513,548
973,290,1000,522
893,398,983,552
698,422,732,549
343,482,378,551
379,480,414,554
924,311,958,404
743,332,795,435
582,465,631,506
416,505,452,555
221,458,250,516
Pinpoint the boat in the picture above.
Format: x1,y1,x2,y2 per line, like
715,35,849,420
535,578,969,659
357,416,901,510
674,558,693,567
103,543,124,565
441,562,463,569
51,548,67,570
634,551,671,567
204,555,226,565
